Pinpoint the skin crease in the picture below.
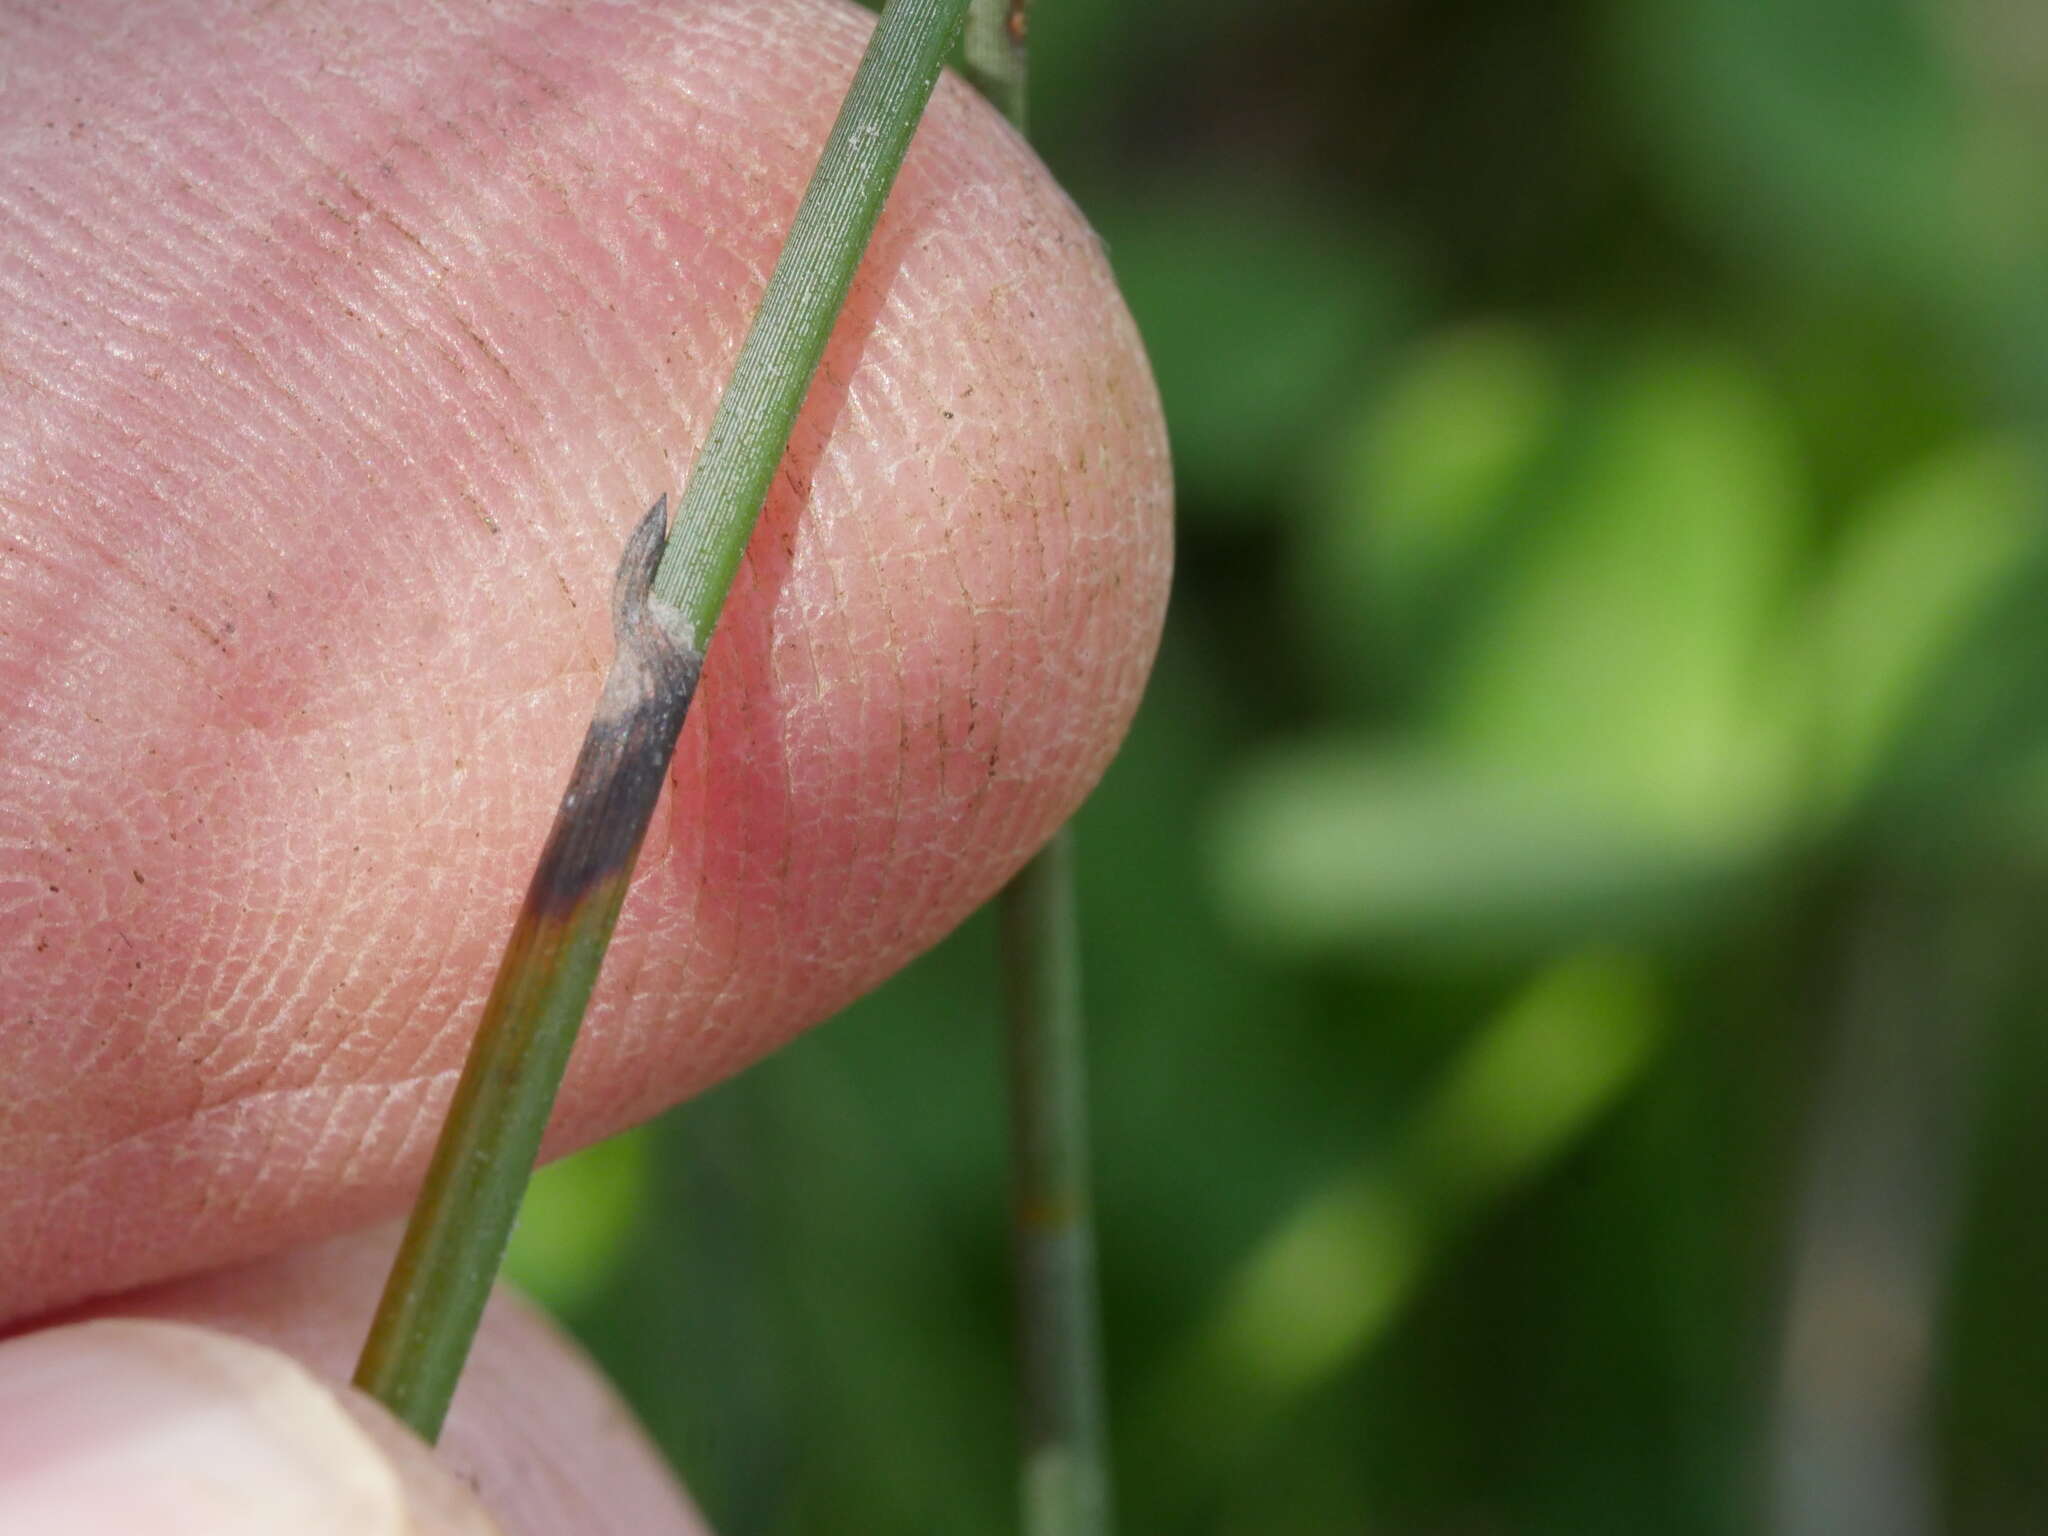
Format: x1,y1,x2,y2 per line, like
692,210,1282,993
0,0,1172,1343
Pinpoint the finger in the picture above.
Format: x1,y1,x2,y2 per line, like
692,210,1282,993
0,0,1172,1319
0,1318,501,1534
65,1227,704,1536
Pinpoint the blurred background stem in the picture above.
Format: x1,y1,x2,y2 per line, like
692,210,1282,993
960,0,1027,133
962,3,1116,1530
1769,877,2003,1536
1001,827,1114,1536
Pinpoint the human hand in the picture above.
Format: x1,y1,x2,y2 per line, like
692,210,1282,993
0,0,1170,1526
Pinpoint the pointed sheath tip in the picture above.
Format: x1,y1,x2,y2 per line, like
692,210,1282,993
533,493,701,918
610,495,673,637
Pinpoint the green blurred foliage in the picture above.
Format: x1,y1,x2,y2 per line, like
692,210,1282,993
508,0,2048,1530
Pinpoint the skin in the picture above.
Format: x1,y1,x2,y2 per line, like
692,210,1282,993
0,0,1171,1527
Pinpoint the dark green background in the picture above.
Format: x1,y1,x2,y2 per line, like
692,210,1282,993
509,1,2048,1529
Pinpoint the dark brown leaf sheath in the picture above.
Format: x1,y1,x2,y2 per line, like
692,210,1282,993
527,496,704,920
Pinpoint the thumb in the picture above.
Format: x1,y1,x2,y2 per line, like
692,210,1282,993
0,1319,498,1534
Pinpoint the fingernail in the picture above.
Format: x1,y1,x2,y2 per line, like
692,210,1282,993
0,1319,408,1534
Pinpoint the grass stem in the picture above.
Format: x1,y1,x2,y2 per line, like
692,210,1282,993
650,0,971,633
1000,825,1115,1536
963,8,1115,1527
354,0,972,1442
960,0,1028,136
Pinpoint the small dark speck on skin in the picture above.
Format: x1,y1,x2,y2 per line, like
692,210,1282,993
133,870,145,884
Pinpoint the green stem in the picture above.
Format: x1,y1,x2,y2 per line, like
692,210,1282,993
959,0,1028,135
355,0,972,1443
651,0,971,631
1000,827,1114,1536
962,9,1113,1529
